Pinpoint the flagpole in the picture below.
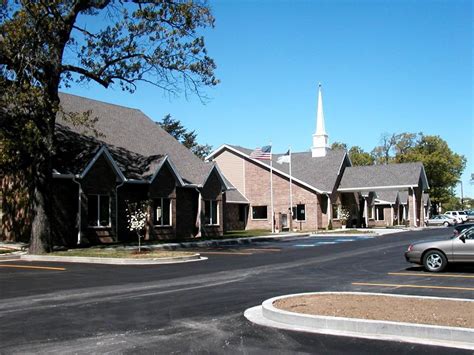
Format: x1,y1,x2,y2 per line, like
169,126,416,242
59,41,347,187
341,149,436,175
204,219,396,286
270,143,274,233
289,146,293,230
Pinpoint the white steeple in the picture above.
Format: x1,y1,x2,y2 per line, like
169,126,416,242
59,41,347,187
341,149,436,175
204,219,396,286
311,83,329,157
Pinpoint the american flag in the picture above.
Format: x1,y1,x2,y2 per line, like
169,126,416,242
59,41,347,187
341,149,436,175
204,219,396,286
250,145,272,160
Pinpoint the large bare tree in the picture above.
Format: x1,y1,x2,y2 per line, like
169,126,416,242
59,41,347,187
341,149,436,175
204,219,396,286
0,1,218,253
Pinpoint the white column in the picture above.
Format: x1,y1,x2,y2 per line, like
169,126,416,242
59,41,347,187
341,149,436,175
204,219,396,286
270,158,274,233
196,191,202,237
327,195,332,227
421,195,425,225
315,195,319,231
412,188,417,227
390,205,394,226
364,198,368,227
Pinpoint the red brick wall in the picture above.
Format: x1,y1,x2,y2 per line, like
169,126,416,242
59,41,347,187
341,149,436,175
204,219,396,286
201,170,224,237
148,163,177,240
244,159,324,231
81,155,118,243
176,187,198,239
52,179,79,247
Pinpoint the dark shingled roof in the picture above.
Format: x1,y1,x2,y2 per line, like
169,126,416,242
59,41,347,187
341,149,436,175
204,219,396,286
374,190,399,204
54,124,165,180
338,162,427,191
228,145,348,193
225,189,249,203
399,191,409,204
57,92,214,185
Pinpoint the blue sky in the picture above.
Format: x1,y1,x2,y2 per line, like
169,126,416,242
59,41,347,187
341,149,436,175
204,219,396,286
64,0,473,198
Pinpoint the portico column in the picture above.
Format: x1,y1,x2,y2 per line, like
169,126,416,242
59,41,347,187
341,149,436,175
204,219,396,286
412,187,417,227
390,204,394,226
364,197,368,228
327,194,332,227
421,198,425,226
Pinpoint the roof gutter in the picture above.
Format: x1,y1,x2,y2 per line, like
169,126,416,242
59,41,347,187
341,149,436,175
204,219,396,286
338,184,415,192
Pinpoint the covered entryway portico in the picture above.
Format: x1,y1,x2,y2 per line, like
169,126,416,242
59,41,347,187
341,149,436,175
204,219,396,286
337,163,430,228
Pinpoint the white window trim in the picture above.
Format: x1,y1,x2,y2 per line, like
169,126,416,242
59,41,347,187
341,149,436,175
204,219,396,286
88,194,111,228
205,200,219,226
154,198,172,227
251,205,268,221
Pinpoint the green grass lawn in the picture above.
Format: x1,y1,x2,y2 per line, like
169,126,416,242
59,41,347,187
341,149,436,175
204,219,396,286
316,229,375,235
223,229,272,238
52,249,195,259
0,249,15,254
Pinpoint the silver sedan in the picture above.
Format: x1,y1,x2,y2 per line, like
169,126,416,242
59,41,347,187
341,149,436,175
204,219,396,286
405,226,474,272
425,214,457,227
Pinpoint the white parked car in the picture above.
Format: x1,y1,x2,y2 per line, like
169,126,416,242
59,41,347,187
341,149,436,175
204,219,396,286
445,211,468,224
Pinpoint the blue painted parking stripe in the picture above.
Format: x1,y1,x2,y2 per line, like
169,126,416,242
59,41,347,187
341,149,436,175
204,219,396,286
293,235,372,248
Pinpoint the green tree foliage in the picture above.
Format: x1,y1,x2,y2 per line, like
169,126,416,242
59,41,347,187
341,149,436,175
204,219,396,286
158,114,212,159
1,1,218,253
397,135,466,205
330,142,373,166
332,133,466,206
348,146,374,166
370,133,397,164
330,142,347,150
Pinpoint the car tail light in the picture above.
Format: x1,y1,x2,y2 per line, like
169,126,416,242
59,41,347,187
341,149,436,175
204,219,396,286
407,244,413,252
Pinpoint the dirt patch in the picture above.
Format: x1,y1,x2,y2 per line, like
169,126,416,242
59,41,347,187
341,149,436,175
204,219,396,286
274,294,474,328
52,249,195,259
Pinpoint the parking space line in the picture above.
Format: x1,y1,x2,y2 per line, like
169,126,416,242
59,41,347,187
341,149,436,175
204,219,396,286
199,251,253,256
0,264,66,271
352,282,474,291
389,272,474,279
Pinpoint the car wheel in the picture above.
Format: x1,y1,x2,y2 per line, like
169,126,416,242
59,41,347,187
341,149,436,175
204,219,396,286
443,221,449,227
423,250,447,272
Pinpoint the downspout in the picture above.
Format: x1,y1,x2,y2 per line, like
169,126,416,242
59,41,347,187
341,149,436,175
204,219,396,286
195,187,202,238
116,180,126,241
72,176,82,245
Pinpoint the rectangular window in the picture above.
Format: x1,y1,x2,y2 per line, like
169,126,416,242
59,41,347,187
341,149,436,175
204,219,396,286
296,204,306,221
154,198,171,226
252,206,267,220
205,200,218,225
87,194,110,227
376,206,385,221
332,204,339,219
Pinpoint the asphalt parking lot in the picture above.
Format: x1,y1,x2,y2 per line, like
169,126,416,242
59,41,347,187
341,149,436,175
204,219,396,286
0,228,472,353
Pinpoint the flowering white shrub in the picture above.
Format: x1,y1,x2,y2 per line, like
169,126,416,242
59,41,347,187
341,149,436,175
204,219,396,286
339,207,351,225
125,201,149,252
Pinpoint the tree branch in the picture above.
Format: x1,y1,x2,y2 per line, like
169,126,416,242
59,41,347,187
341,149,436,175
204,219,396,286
61,64,110,87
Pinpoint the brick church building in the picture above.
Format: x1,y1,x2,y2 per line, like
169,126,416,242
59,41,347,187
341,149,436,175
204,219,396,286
207,85,430,231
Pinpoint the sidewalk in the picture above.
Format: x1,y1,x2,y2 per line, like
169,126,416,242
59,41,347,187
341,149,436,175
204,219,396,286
0,227,413,253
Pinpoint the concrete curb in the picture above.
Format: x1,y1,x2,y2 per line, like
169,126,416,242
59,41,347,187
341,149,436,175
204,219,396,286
244,292,474,350
20,253,205,265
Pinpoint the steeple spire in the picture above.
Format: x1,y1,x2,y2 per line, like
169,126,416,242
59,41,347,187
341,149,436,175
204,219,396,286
311,83,329,157
315,83,326,135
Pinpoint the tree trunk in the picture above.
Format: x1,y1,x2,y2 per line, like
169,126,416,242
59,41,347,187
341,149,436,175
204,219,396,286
28,154,53,254
28,97,57,254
